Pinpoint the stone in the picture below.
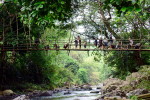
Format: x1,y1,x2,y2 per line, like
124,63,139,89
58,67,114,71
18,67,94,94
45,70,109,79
3,90,14,96
112,90,126,97
90,90,100,93
99,92,113,99
102,78,124,94
0,91,3,95
103,78,123,86
64,91,71,95
39,91,53,96
126,89,149,97
13,95,26,100
81,85,92,90
105,85,118,93
97,87,101,89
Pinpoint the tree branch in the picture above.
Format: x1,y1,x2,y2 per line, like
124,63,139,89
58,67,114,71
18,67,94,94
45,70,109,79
98,2,120,39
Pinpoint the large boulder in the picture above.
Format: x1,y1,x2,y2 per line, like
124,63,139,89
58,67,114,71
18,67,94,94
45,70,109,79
81,85,92,90
2,90,14,96
98,92,114,99
39,91,53,96
0,91,3,95
103,78,124,86
126,89,149,97
112,89,126,97
53,88,62,93
96,87,101,89
90,90,100,93
13,95,26,100
64,91,71,95
72,87,83,91
102,78,124,93
106,85,118,93
126,72,141,81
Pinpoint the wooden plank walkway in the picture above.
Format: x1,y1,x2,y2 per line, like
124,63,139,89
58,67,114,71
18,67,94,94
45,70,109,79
1,48,150,51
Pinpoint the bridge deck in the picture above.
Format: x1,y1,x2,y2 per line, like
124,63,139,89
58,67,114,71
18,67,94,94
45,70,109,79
1,48,150,51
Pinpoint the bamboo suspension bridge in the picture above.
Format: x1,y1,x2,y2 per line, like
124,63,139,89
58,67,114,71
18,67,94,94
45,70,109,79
0,3,149,52
0,38,150,51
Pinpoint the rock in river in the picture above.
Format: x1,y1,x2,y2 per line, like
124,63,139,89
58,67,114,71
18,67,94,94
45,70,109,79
90,90,100,93
39,91,53,96
64,91,71,95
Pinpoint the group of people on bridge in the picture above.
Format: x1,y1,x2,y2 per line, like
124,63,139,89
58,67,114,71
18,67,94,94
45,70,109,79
72,36,142,50
32,36,142,50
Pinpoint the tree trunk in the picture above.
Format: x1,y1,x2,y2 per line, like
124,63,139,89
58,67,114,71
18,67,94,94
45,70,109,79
98,2,120,39
0,50,6,86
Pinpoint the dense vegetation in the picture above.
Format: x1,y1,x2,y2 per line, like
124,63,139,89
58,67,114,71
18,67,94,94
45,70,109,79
0,0,149,92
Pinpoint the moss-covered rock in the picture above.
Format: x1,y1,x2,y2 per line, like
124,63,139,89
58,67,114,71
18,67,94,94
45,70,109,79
99,65,150,99
2,90,14,96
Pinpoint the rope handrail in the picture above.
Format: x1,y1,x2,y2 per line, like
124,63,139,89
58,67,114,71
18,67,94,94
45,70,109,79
1,38,150,51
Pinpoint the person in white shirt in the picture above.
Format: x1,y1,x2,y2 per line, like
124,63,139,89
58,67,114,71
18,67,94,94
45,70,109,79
128,38,133,49
103,38,108,48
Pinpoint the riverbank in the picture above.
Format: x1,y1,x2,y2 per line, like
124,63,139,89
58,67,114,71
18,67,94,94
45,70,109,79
96,65,150,100
0,85,101,100
0,66,150,100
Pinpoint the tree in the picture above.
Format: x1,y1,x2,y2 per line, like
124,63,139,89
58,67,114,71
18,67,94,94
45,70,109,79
71,0,150,79
0,0,79,88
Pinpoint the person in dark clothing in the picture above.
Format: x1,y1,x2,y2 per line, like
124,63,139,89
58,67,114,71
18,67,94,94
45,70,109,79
35,38,40,48
44,45,50,50
44,45,50,52
94,38,98,47
98,38,103,48
135,43,141,49
109,34,113,45
35,38,40,44
53,44,59,49
116,42,122,49
64,43,69,49
77,36,81,49
103,38,108,49
74,38,78,49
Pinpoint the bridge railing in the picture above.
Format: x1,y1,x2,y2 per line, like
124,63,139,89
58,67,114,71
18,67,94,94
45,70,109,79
0,39,150,51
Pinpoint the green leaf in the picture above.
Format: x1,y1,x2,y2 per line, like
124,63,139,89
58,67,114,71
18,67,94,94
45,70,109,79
116,0,122,5
61,14,64,18
61,1,65,4
38,5,43,8
57,7,62,12
110,0,114,3
135,8,142,12
34,1,45,6
31,11,37,17
127,6,134,11
121,7,127,12
139,0,144,3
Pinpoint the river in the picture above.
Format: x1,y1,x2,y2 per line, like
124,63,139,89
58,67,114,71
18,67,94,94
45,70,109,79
31,86,101,100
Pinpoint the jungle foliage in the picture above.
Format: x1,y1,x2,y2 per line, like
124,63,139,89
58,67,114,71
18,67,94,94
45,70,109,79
0,0,150,91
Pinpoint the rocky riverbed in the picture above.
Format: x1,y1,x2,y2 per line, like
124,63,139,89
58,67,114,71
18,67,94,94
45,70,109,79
0,85,101,100
0,66,150,100
96,66,150,100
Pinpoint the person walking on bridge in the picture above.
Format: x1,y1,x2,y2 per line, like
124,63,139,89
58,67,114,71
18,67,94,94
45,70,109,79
74,37,78,49
98,37,103,48
77,36,81,49
128,38,133,49
94,38,98,47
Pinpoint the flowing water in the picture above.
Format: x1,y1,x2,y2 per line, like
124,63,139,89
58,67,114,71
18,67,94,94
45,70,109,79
31,86,101,100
